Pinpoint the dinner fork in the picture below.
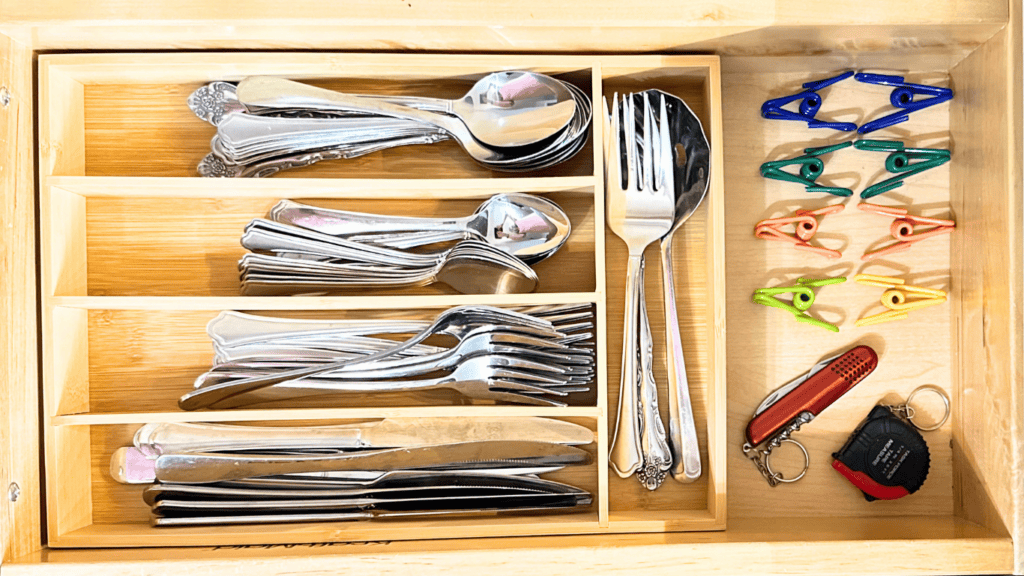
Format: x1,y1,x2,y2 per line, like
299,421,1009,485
204,355,575,409
605,92,675,481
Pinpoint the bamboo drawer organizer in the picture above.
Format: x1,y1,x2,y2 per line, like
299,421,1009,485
37,54,726,547
0,7,1019,574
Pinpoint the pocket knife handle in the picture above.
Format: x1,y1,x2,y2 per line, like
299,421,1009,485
746,345,879,447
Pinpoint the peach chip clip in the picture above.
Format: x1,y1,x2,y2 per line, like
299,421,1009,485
754,204,844,259
859,203,955,261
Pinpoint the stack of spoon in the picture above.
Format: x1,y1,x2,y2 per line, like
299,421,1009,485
178,304,596,410
187,72,592,177
238,194,571,296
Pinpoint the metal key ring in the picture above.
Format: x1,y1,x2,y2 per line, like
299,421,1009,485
764,438,810,483
905,385,951,431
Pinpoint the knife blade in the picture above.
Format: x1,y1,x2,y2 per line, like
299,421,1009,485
143,473,584,505
150,490,590,515
154,441,592,484
150,497,593,527
133,418,595,454
110,446,564,485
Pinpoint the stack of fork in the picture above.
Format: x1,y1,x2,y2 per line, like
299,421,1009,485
178,304,595,410
604,92,677,490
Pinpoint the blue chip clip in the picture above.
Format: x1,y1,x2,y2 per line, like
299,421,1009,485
761,71,858,131
855,73,954,134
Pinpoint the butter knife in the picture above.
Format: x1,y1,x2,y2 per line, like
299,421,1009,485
155,441,592,483
133,418,595,454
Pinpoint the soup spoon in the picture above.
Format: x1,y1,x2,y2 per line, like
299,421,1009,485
236,72,576,149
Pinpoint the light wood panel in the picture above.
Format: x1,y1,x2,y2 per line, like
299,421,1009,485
0,0,1008,28
0,31,42,563
0,0,1007,56
1,24,1004,57
722,64,957,518
949,8,1024,573
38,62,84,176
8,517,1013,576
53,406,603,427
51,293,601,311
47,175,596,198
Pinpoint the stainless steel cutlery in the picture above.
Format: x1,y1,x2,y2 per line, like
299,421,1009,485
235,194,571,296
110,418,594,527
188,72,591,176
605,92,675,489
179,305,595,410
604,89,708,490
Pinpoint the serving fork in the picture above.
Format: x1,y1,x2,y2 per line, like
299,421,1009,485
604,92,675,486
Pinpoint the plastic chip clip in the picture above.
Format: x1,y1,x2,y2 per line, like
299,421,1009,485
853,274,947,327
855,72,954,134
752,277,848,332
858,203,955,261
854,139,951,199
760,141,854,197
761,71,858,131
754,204,845,259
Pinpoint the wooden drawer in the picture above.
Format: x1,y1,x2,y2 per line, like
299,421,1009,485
0,3,1020,575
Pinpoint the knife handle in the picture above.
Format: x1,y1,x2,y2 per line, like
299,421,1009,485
746,345,878,446
135,422,365,454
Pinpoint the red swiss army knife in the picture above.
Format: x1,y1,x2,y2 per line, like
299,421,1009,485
742,345,879,486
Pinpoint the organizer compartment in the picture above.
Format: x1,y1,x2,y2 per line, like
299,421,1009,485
46,417,602,547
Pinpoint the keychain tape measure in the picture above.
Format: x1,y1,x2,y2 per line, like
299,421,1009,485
831,386,949,501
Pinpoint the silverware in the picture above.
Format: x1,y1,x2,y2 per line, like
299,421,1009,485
179,306,590,411
143,472,583,505
236,218,541,296
645,89,712,484
111,446,565,485
197,134,447,178
134,418,594,454
270,194,572,265
236,72,577,149
201,355,581,410
153,441,592,483
604,92,675,485
151,491,586,516
151,499,592,527
190,75,591,176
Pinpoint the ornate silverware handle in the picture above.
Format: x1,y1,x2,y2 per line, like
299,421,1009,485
636,256,672,490
609,252,644,477
198,133,449,178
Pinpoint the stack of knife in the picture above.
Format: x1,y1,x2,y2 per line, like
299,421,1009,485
111,417,594,526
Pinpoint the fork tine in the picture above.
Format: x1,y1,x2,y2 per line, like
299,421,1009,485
659,94,672,193
624,94,636,191
642,92,653,193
